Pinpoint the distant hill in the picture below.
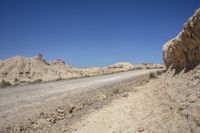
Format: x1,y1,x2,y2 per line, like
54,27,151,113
0,54,164,86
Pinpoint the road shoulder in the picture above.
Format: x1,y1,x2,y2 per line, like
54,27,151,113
0,75,150,132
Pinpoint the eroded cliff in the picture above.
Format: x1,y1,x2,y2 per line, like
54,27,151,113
163,8,200,72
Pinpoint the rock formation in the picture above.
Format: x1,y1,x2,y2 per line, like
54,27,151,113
0,54,164,85
107,62,134,69
0,54,80,83
163,8,200,72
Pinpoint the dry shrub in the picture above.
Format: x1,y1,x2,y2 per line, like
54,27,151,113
0,79,11,88
149,72,157,79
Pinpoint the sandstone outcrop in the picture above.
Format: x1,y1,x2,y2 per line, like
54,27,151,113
0,54,74,82
108,62,134,69
163,8,200,72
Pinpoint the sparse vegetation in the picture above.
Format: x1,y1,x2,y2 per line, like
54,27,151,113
0,79,12,88
32,79,43,83
157,70,165,75
14,78,19,82
149,72,157,79
19,81,28,84
134,67,143,70
25,71,30,75
56,78,63,81
113,88,120,94
146,66,151,69
157,71,162,75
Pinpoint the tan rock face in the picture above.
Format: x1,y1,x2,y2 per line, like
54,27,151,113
163,9,200,72
0,55,73,82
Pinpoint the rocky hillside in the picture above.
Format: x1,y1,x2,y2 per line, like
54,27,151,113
163,8,200,73
160,9,200,132
0,54,80,83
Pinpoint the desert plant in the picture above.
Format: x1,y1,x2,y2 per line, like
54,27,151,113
146,66,151,69
14,78,19,82
134,67,143,70
113,88,120,94
56,78,63,81
0,79,11,87
149,72,157,79
157,70,166,75
19,81,28,84
32,79,43,83
157,71,162,75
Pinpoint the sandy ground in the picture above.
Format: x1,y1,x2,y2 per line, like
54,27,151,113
69,69,200,133
0,69,160,132
1,68,199,133
69,77,171,133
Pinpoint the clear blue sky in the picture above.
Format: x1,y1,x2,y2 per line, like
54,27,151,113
0,0,199,67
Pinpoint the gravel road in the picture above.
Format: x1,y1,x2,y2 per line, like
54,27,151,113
0,69,158,112
0,69,160,132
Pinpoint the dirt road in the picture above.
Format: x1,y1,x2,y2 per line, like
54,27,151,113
0,69,158,112
0,69,160,132
69,77,169,133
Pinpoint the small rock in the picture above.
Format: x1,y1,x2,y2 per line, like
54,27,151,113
49,118,56,124
138,127,144,132
19,125,24,131
56,108,65,114
57,115,65,120
123,92,129,97
97,94,107,100
29,121,35,124
69,104,76,113
36,119,51,128
39,112,45,117
63,129,71,133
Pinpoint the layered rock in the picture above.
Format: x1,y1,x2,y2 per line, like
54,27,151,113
50,60,71,70
108,62,134,69
0,54,164,85
0,54,73,82
163,8,200,72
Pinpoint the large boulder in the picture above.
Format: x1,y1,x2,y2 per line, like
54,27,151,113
163,8,200,72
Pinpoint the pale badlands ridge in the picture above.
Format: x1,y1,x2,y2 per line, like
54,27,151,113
0,54,164,85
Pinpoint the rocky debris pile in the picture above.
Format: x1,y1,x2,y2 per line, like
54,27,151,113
163,8,200,72
155,67,200,132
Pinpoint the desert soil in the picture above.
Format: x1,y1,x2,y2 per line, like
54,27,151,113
0,69,160,133
69,76,172,133
69,69,200,133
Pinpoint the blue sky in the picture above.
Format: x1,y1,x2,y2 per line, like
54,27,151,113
0,0,199,67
